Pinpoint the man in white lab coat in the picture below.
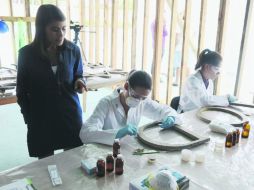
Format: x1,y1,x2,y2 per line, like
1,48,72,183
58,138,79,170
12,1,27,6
80,70,182,145
179,49,237,112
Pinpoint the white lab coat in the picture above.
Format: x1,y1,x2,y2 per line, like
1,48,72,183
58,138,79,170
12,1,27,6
80,89,182,145
179,71,229,112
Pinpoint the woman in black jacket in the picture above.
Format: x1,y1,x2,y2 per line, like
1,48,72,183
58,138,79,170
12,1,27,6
16,4,87,159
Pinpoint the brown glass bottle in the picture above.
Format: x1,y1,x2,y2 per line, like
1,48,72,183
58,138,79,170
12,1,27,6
225,132,233,148
96,157,105,177
232,131,237,146
106,153,114,173
242,122,251,138
115,154,124,175
236,129,240,143
113,139,120,158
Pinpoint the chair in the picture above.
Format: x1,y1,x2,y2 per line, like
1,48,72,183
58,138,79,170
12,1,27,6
170,96,180,111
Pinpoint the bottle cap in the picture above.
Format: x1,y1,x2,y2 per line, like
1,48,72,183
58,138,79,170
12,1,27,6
98,157,104,161
117,154,123,159
195,152,205,163
215,140,224,148
107,152,113,156
181,149,192,162
114,139,120,143
214,140,224,152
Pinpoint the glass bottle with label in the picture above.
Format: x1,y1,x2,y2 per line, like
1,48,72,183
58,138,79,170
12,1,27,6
225,132,233,148
96,157,105,177
232,131,237,146
106,153,114,173
242,122,251,138
115,154,124,175
113,139,120,158
236,129,240,143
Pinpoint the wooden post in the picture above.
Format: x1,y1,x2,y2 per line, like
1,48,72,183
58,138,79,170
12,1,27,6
214,0,229,95
197,0,207,57
166,0,177,104
25,0,32,43
179,0,192,94
80,0,87,63
131,0,138,69
0,16,35,22
89,0,95,64
152,0,165,100
234,0,253,97
103,0,109,67
9,0,17,64
82,91,87,112
167,0,199,60
95,0,101,65
122,0,130,71
142,0,150,71
66,0,71,40
103,0,110,67
81,0,87,110
111,0,119,69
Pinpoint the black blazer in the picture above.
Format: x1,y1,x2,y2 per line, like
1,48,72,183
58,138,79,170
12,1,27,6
16,40,84,157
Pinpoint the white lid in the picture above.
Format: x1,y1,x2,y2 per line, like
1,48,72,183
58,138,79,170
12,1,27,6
215,140,224,147
181,149,192,155
107,152,113,156
117,154,123,159
98,156,104,160
195,152,205,163
114,139,120,143
214,146,224,152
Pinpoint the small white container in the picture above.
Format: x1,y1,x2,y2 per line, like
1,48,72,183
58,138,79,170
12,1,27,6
214,140,224,152
181,149,192,162
195,152,205,163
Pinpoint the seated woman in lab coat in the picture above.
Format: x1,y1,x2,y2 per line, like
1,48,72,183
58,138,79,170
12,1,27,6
178,49,237,112
80,70,182,145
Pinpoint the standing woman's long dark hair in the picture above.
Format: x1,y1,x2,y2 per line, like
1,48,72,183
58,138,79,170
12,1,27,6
32,4,66,57
195,49,222,70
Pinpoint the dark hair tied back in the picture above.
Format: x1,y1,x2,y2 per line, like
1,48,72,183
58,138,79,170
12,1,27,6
195,49,222,70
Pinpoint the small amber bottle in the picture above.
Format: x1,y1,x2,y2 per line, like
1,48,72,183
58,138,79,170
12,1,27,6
225,132,233,148
106,153,114,173
236,129,240,143
242,122,251,138
96,157,105,177
113,139,120,158
115,154,124,175
232,131,237,146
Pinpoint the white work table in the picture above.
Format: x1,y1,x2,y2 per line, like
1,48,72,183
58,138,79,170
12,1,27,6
0,73,127,107
0,107,253,190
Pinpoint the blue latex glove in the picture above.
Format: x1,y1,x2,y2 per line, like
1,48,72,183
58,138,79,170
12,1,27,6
160,116,175,129
228,95,238,103
115,124,137,139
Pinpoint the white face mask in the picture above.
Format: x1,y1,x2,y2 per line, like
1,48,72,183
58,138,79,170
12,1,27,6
126,96,141,108
125,84,148,107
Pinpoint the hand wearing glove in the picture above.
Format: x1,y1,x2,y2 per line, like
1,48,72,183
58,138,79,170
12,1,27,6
228,95,238,103
115,124,137,139
160,116,175,129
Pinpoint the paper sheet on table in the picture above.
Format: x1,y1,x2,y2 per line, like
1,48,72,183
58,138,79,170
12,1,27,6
0,178,35,190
